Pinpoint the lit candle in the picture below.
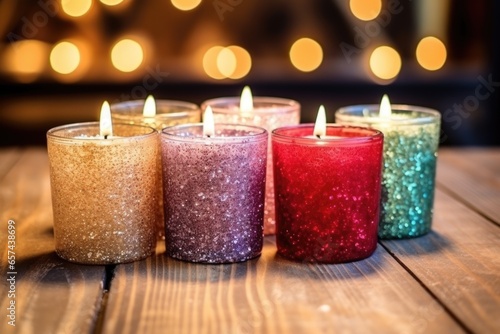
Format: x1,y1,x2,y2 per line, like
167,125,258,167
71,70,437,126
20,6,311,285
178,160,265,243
272,114,384,263
47,103,160,264
160,109,268,263
304,106,343,140
111,96,201,239
335,95,441,239
75,102,117,139
201,87,300,235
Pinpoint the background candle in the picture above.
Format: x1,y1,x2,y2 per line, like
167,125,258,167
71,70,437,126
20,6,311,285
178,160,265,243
161,124,267,263
335,103,441,239
111,97,201,239
201,92,300,235
111,98,201,130
272,125,383,263
47,122,160,264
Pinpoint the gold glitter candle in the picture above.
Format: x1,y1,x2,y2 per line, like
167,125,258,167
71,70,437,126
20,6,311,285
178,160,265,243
201,88,300,235
111,97,201,239
47,122,160,264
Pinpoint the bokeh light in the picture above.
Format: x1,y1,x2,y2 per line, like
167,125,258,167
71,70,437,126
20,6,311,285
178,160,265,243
203,46,226,80
202,45,252,80
416,36,447,71
111,39,144,72
61,0,93,17
227,45,251,79
349,0,382,21
289,38,323,72
217,48,237,77
171,0,202,11
100,0,125,5
369,46,401,80
50,41,81,74
3,40,49,82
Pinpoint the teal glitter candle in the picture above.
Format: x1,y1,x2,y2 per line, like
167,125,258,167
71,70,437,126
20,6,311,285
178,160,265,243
335,97,441,239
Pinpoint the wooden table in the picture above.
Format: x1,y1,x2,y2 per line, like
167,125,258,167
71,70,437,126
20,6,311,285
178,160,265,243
0,148,499,334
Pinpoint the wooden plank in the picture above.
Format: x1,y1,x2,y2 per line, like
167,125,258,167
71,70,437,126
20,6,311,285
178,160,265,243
381,189,500,334
103,237,463,334
437,148,500,225
441,148,500,174
0,148,21,181
0,148,106,334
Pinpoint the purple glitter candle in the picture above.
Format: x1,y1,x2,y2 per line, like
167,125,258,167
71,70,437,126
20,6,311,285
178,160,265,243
161,124,268,263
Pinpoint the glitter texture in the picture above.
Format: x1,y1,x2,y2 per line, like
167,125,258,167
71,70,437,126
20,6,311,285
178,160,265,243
201,97,300,235
161,124,268,263
336,105,441,239
111,99,201,239
47,123,160,264
272,125,383,263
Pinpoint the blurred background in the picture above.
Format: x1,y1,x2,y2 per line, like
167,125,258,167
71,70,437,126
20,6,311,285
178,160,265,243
0,0,498,146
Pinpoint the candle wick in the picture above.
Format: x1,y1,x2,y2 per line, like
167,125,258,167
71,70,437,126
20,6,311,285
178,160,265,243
316,135,321,139
104,135,108,139
206,135,211,138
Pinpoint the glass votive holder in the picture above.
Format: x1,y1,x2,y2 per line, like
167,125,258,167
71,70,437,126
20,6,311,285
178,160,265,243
201,97,300,235
272,125,384,263
111,99,201,239
47,122,160,264
335,105,441,239
111,99,201,131
161,124,268,263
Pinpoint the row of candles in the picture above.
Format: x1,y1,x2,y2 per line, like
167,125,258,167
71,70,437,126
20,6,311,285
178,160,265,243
46,87,441,265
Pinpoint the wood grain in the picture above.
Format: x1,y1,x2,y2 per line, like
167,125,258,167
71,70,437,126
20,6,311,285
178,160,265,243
103,237,463,334
0,148,21,181
437,148,500,225
0,149,106,334
1,147,498,334
381,189,500,334
441,148,500,174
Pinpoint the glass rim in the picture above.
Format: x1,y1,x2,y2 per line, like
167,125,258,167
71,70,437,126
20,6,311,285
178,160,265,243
335,104,441,125
201,96,300,115
161,123,268,143
111,99,200,117
272,124,383,146
47,122,157,142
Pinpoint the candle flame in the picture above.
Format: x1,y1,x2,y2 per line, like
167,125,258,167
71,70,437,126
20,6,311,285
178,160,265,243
240,85,253,112
100,101,113,138
143,95,156,117
379,94,392,119
203,105,215,137
313,105,327,138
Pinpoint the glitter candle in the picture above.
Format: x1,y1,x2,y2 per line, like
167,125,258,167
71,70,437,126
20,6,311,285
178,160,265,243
335,96,441,239
201,87,300,235
161,122,268,263
47,121,160,265
111,96,201,131
111,96,201,239
272,124,384,263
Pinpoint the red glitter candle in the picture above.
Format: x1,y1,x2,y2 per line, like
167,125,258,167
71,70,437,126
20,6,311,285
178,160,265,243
272,125,384,263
